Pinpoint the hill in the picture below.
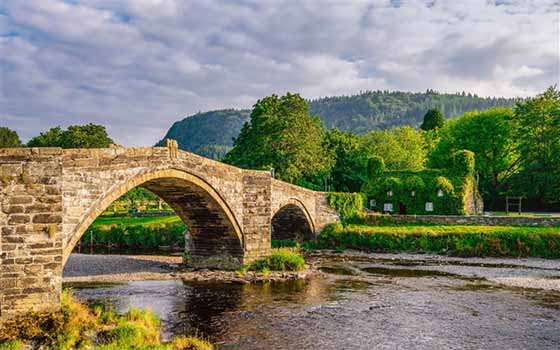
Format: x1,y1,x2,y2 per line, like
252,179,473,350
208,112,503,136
158,90,517,159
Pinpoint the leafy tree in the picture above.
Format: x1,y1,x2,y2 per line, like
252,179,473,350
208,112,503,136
324,129,364,192
223,93,333,185
420,108,444,131
360,126,426,172
428,108,518,207
0,127,22,148
27,127,64,147
27,124,113,148
509,86,560,204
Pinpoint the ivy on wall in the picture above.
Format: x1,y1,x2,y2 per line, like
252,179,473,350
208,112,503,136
361,150,478,215
326,192,365,223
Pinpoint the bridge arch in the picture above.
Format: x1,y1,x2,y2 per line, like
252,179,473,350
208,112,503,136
63,168,244,265
271,199,315,242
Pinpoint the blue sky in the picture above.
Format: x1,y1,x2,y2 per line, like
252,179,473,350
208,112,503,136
1,0,558,146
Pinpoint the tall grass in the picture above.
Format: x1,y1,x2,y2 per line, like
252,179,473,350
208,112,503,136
0,290,213,350
313,223,560,258
249,248,306,272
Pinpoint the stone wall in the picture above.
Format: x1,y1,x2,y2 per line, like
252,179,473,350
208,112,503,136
0,148,64,319
0,144,339,320
361,213,560,227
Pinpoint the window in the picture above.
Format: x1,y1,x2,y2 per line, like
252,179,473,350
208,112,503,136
425,202,434,212
387,190,393,197
369,199,377,208
384,203,393,212
437,189,444,197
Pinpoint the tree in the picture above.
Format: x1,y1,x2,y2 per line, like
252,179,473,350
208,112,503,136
223,93,333,185
509,86,560,204
0,127,22,148
27,127,64,147
428,108,518,207
27,124,113,148
324,128,364,192
420,108,444,131
360,126,427,172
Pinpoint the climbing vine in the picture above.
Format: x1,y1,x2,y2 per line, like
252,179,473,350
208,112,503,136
327,192,364,223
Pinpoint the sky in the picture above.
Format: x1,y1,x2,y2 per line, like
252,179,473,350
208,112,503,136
1,0,559,146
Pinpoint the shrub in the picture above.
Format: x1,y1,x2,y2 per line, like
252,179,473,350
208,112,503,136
249,249,305,272
327,192,364,223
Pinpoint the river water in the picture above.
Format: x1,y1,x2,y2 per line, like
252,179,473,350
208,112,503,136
69,257,560,350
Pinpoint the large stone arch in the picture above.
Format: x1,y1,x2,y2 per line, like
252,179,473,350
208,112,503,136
271,199,315,242
63,168,243,265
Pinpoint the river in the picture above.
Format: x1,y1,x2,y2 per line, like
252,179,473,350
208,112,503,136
65,253,560,350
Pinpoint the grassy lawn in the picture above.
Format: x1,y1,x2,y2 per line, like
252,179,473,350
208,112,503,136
346,224,560,235
83,215,185,248
91,215,183,229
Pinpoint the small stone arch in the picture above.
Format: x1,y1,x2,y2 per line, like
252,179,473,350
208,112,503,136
63,168,243,265
271,199,315,242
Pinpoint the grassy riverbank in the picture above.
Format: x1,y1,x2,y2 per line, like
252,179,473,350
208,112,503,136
311,223,560,258
81,215,185,248
0,290,212,350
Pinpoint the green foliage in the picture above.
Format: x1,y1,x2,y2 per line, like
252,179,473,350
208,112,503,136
315,223,560,258
420,108,445,130
327,192,364,223
0,291,212,350
360,126,427,172
160,90,514,165
27,124,114,149
249,249,305,272
510,86,560,203
0,341,24,350
452,150,475,177
363,169,468,215
428,107,517,207
0,127,22,148
324,128,364,192
223,93,333,185
366,156,385,178
81,216,185,248
271,239,299,248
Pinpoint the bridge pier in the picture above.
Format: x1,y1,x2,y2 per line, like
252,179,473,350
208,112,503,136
0,146,338,321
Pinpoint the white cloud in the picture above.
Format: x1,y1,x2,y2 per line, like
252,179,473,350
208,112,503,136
0,0,558,146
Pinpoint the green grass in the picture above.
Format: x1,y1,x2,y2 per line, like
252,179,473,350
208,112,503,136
312,223,560,258
91,215,183,229
0,290,212,350
248,248,306,272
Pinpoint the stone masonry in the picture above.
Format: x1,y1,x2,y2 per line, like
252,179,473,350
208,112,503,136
0,142,338,320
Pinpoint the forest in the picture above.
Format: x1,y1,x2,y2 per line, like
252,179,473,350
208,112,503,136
156,90,517,159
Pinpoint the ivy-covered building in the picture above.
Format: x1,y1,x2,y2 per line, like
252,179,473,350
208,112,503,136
362,150,483,215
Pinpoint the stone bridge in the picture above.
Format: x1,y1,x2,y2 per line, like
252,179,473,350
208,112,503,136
0,141,338,319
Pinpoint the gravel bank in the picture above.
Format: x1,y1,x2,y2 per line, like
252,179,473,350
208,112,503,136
63,252,560,291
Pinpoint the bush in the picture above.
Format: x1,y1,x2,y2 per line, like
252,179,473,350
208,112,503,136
249,249,305,272
327,192,364,223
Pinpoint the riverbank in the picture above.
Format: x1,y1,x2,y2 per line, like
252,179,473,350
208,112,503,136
63,254,311,284
63,252,560,291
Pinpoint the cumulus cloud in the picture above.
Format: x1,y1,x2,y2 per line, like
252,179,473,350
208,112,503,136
0,0,558,146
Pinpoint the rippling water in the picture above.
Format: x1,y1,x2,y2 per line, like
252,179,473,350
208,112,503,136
70,259,560,350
